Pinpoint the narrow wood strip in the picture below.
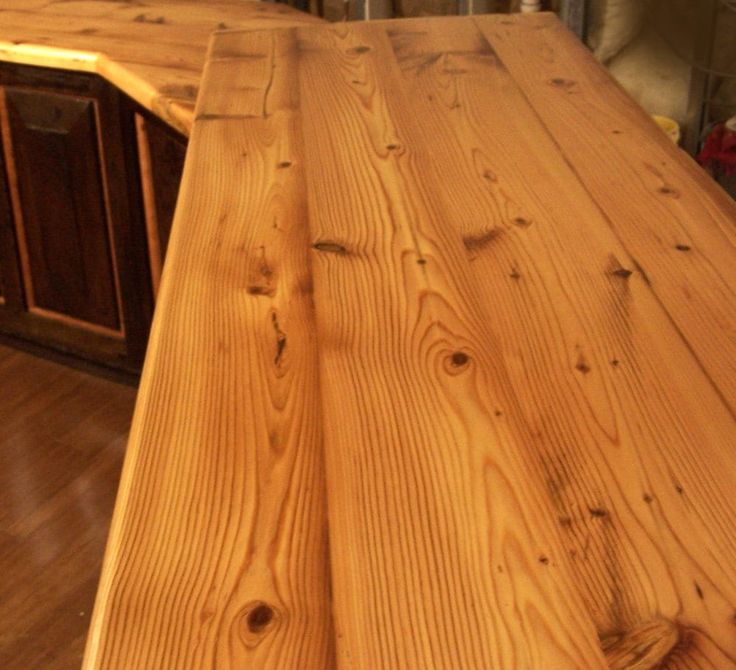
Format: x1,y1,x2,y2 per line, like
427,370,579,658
90,100,127,338
0,88,33,310
27,306,123,339
0,40,101,72
134,113,163,297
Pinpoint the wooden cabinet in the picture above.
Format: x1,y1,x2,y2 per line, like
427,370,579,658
0,64,186,374
133,110,188,297
3,86,124,333
0,141,23,314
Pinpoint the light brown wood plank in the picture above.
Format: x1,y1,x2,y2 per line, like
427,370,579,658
83,27,334,670
479,12,736,416
364,16,736,666
295,22,609,669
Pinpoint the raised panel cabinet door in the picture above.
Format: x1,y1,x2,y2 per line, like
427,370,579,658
0,86,123,336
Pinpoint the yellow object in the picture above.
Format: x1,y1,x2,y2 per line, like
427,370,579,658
652,114,681,144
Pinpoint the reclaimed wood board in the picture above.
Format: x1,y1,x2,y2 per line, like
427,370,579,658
0,0,323,135
86,14,736,669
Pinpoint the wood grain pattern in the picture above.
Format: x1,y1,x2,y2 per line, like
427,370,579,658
481,12,736,418
88,14,736,669
374,16,736,666
84,28,334,670
298,22,605,669
0,0,323,135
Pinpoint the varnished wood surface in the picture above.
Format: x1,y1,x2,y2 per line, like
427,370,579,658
0,343,136,669
84,24,335,669
483,12,736,419
87,14,736,669
0,0,322,135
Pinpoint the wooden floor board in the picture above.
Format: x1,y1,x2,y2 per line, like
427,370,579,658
0,343,136,670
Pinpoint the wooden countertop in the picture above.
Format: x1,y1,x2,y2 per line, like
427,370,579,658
85,13,736,668
0,0,322,135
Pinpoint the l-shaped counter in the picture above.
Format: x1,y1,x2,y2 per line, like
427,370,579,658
5,3,736,669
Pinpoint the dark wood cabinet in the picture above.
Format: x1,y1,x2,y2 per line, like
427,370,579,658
0,64,187,374
0,140,23,314
3,86,123,333
133,109,187,297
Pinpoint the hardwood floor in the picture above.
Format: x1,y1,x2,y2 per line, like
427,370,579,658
0,343,136,669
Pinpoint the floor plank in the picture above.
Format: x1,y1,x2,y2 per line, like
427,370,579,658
0,344,136,670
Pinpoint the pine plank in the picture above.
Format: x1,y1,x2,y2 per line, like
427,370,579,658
293,17,736,667
295,22,607,669
367,16,736,666
479,12,736,415
83,29,334,669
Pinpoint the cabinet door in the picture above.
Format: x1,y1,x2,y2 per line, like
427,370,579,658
0,65,185,374
0,65,157,373
0,86,123,335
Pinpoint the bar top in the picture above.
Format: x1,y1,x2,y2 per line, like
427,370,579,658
86,13,736,669
0,0,322,135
